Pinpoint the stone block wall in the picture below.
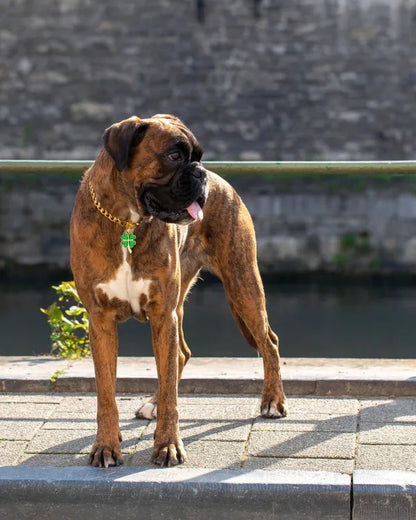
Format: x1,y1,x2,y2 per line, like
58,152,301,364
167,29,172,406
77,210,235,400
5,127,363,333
239,176,416,274
2,173,416,276
1,0,416,161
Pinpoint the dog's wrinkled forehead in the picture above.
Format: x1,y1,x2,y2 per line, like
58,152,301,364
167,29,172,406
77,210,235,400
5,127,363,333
146,114,202,155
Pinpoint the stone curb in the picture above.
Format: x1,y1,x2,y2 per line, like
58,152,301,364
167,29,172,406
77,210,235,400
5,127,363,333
353,470,416,519
1,356,416,397
0,466,351,520
1,467,415,519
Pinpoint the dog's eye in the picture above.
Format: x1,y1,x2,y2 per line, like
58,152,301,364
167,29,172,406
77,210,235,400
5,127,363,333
168,152,182,162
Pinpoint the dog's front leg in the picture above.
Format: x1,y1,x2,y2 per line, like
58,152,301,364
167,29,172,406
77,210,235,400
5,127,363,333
88,311,123,468
149,308,186,466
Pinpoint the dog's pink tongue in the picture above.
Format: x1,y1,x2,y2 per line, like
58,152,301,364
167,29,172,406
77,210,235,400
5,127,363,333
186,201,204,221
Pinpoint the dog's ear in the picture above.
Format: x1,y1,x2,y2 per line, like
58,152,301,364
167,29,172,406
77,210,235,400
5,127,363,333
103,117,149,171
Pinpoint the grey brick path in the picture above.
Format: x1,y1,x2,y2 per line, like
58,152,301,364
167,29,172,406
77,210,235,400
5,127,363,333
0,393,414,473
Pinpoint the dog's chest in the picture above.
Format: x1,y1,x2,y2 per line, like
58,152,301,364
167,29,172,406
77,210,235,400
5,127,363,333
96,251,151,317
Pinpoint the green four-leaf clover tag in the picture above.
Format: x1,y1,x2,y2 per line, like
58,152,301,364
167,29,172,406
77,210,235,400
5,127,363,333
121,232,136,253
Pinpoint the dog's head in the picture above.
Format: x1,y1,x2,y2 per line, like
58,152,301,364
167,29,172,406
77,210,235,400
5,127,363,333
102,114,208,224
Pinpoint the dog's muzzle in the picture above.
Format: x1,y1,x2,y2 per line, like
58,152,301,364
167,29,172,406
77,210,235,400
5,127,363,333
138,165,208,224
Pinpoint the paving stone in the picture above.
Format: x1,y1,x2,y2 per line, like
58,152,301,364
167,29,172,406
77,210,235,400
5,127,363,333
144,419,252,442
49,395,148,420
356,445,416,471
116,396,148,414
178,395,259,407
243,456,354,474
52,395,149,415
359,423,416,445
49,410,139,423
253,413,357,432
181,420,252,442
179,404,256,421
25,429,96,454
0,394,63,404
288,397,359,415
25,427,142,455
132,396,259,420
247,431,356,459
18,453,88,466
0,402,58,419
53,396,97,412
0,441,27,465
50,411,97,420
41,418,97,430
0,420,44,440
128,439,154,467
359,399,416,423
182,440,245,469
120,421,148,436
41,417,148,431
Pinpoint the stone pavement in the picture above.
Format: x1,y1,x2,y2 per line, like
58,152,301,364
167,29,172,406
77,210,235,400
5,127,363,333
0,393,415,474
0,357,415,519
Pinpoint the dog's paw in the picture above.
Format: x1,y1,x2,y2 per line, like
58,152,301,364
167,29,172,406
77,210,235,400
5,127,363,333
261,397,288,418
152,438,186,467
135,401,158,420
89,440,124,468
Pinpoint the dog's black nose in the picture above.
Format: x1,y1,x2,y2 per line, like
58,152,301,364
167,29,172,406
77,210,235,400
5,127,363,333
191,163,206,179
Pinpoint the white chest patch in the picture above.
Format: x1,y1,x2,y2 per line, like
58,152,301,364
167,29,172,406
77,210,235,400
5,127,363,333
96,250,151,314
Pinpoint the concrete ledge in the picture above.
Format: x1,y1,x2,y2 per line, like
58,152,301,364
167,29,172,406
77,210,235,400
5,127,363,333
1,466,415,519
0,356,415,397
0,357,71,393
353,470,416,519
0,466,351,520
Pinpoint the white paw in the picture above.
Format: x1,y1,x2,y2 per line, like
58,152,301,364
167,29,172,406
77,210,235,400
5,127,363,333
136,402,157,420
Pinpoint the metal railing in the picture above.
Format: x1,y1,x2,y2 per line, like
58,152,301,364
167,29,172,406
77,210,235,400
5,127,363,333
1,160,416,177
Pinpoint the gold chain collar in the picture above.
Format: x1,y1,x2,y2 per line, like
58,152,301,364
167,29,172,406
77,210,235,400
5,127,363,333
88,181,138,253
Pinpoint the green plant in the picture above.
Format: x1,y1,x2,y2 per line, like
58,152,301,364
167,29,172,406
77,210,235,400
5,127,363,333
41,281,90,359
50,368,65,390
332,230,381,272
340,231,372,253
332,252,349,268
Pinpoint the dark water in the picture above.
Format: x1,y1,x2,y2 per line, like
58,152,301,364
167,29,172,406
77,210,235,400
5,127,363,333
1,276,416,358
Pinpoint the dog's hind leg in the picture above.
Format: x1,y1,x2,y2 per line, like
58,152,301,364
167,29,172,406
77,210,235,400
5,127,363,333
222,272,287,418
177,303,192,379
177,266,201,377
207,193,287,418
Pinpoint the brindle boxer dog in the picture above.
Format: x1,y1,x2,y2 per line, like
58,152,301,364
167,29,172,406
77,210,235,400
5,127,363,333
70,114,287,468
